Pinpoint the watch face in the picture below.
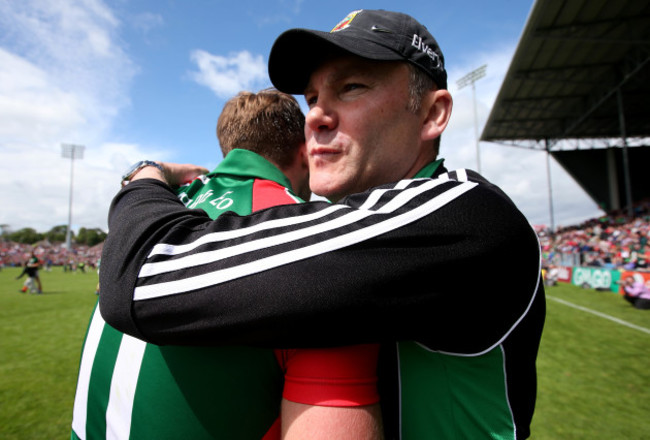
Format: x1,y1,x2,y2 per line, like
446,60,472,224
122,161,146,181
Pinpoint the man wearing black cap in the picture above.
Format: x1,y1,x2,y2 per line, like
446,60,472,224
268,9,450,206
99,9,545,439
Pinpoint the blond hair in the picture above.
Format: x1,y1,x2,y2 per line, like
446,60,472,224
217,88,305,167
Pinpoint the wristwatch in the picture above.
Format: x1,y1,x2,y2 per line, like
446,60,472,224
121,160,164,186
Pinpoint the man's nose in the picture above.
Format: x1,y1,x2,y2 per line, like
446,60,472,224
305,101,337,133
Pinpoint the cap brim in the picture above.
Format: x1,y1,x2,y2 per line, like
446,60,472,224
268,28,405,95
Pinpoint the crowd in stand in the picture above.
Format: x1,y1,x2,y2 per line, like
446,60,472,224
537,200,650,272
0,240,102,271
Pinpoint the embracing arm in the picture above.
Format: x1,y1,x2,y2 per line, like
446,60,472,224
99,172,542,352
282,402,383,440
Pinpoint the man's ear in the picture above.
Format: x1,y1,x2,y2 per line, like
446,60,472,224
282,143,308,175
421,89,452,142
297,142,309,170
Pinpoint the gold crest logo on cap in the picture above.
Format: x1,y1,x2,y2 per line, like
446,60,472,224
331,10,361,32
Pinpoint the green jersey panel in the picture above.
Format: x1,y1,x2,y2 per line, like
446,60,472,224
398,341,515,440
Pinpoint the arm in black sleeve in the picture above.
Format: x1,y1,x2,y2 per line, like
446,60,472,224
99,173,543,353
98,179,215,340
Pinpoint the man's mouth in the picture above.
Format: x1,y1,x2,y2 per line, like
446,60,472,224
309,146,340,158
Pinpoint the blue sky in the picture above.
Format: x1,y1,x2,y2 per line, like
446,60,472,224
0,0,604,233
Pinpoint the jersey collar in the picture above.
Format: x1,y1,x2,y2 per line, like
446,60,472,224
211,149,294,190
414,158,445,179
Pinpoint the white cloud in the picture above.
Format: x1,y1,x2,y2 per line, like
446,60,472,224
0,0,143,233
188,49,268,98
443,43,604,228
0,0,138,146
0,1,270,234
0,139,169,233
0,49,85,144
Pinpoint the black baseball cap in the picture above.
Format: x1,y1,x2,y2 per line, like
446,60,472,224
268,9,447,94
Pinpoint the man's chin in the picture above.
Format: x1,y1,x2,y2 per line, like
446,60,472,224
310,177,335,197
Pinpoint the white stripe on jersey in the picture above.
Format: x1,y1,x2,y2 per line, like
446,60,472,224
139,178,447,278
438,169,469,182
145,177,438,262
147,203,349,259
72,306,106,439
133,179,477,301
141,177,455,277
455,169,469,182
140,206,369,277
105,335,147,440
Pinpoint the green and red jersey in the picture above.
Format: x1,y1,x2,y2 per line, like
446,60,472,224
72,149,379,439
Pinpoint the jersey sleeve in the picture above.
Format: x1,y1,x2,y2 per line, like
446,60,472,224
99,174,543,354
276,344,380,407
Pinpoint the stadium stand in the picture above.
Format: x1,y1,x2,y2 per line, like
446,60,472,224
0,241,102,271
539,200,649,271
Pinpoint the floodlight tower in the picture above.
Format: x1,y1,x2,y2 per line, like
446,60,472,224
61,143,85,250
457,64,487,173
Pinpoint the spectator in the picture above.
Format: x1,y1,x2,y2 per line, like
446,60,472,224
621,275,650,309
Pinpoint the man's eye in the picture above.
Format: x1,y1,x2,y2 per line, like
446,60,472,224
343,83,364,92
305,95,317,107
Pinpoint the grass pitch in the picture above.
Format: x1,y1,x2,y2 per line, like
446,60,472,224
532,283,650,439
1,267,649,439
1,267,98,439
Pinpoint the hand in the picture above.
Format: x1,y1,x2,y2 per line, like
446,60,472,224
160,162,210,187
130,162,209,187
